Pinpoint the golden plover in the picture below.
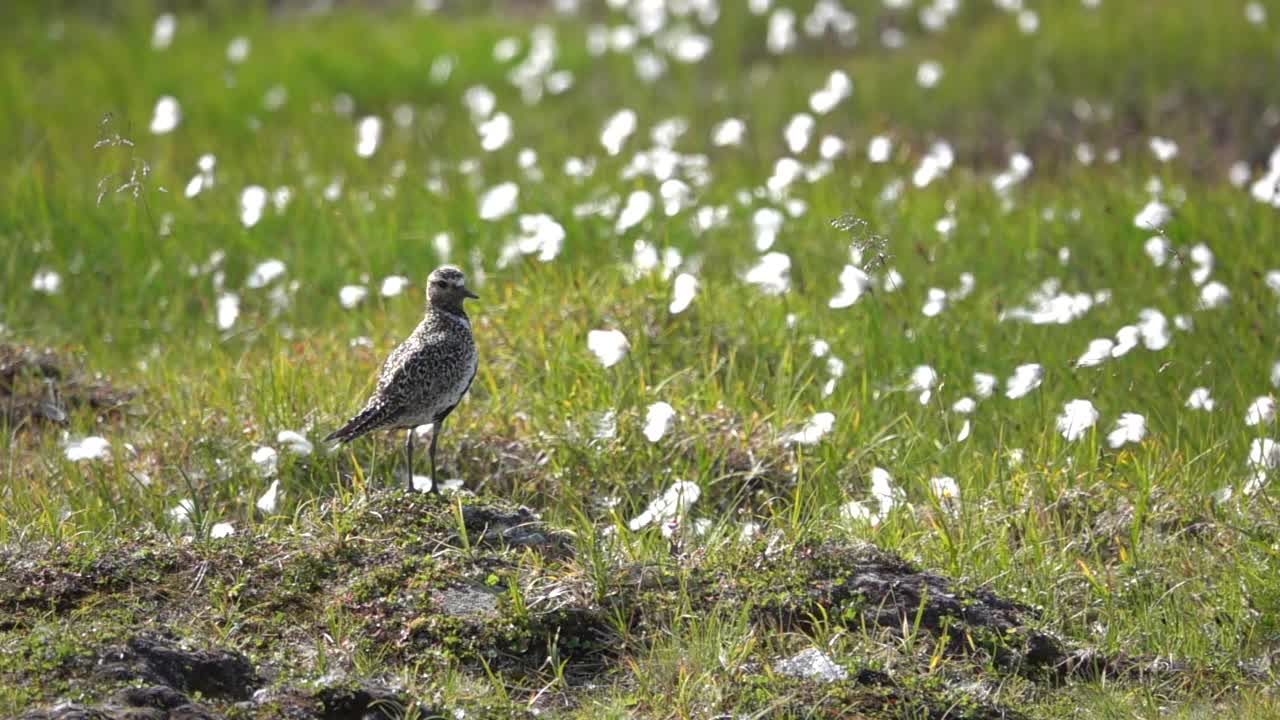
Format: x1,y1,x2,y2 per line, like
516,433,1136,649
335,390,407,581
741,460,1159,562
325,265,479,492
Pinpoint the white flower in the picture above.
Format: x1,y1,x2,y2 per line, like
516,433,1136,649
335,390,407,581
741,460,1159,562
251,445,278,477
149,96,181,134
643,402,676,442
1248,438,1280,470
478,182,519,220
587,329,630,368
1107,413,1147,449
744,252,791,295
629,480,701,531
216,292,240,330
868,135,892,163
32,270,62,295
600,109,637,156
339,285,368,309
477,112,512,152
1198,281,1230,309
1134,200,1171,230
356,116,382,158
711,118,745,147
908,365,938,405
952,397,976,414
669,273,698,314
753,207,785,251
1056,399,1099,441
869,467,903,519
210,522,235,539
1245,396,1276,427
1185,387,1215,411
66,436,110,462
615,190,653,234
246,259,286,289
256,479,281,514
1075,338,1114,368
240,185,268,227
276,430,313,456
973,372,998,399
828,265,871,308
380,275,410,297
787,412,835,445
516,213,566,261
1005,364,1043,399
930,476,960,514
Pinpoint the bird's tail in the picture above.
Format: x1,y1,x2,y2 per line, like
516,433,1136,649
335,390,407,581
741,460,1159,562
324,402,392,444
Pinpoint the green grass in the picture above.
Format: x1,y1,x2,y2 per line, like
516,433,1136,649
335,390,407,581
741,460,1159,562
3,1,1280,717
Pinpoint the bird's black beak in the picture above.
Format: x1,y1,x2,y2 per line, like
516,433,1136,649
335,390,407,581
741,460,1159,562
462,287,479,300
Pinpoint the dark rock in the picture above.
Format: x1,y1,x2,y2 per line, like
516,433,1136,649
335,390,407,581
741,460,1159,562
94,636,260,702
313,683,411,720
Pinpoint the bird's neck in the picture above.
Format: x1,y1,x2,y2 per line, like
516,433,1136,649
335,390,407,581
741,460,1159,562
428,301,468,321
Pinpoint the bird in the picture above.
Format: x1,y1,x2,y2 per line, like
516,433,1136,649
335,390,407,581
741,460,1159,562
325,265,479,492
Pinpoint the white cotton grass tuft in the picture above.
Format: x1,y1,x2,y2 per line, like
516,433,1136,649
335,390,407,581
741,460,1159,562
478,182,519,220
1186,387,1215,411
149,96,181,134
380,275,410,297
516,214,566,261
930,476,961,515
1199,281,1230,309
239,185,268,228
669,273,698,314
339,285,368,309
956,419,972,443
744,252,791,295
711,118,745,147
32,270,62,295
600,109,637,156
629,480,701,531
66,436,110,462
1056,399,1099,441
276,430,313,456
787,412,835,445
752,207,785,251
210,522,236,539
1005,364,1043,399
907,365,938,405
256,479,281,514
1245,396,1276,427
251,445,278,477
973,372,998,399
615,190,653,234
477,112,512,152
643,402,676,442
828,265,872,308
1075,338,1114,368
152,13,176,49
216,293,240,330
587,329,630,368
1107,413,1147,449
246,259,285,289
1249,439,1280,471
356,116,382,158
1134,200,1171,230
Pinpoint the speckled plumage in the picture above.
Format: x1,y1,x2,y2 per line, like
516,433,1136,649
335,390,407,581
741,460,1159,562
325,266,478,491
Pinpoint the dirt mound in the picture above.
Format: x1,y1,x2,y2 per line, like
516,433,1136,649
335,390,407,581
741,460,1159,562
0,343,134,431
2,492,1201,718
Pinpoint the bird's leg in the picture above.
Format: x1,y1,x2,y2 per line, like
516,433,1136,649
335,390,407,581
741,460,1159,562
405,429,415,492
428,420,443,494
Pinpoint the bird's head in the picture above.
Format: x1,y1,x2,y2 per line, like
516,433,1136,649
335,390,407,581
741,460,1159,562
426,265,479,311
